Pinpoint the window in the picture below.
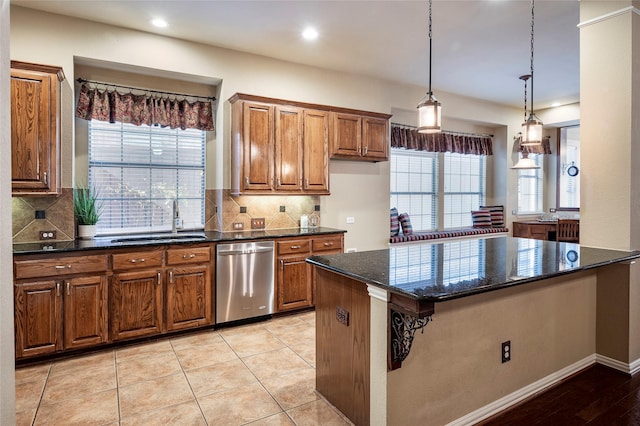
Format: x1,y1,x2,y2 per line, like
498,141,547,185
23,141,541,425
390,148,486,231
390,149,438,231
516,153,543,214
557,125,580,210
89,120,206,235
444,153,486,228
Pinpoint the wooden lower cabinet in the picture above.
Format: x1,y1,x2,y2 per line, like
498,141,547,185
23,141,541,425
111,269,163,341
111,245,213,340
275,234,344,313
166,264,212,331
14,274,108,359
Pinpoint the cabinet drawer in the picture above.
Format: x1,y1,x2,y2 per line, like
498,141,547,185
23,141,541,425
166,246,211,265
14,254,107,280
112,250,163,271
277,239,311,256
312,236,343,253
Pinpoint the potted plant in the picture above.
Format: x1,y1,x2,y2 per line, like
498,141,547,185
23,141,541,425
74,185,102,239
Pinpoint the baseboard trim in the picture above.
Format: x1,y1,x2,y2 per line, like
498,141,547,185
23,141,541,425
446,355,597,426
596,354,640,375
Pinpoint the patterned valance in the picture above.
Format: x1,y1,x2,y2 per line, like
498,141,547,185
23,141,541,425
75,83,215,131
517,135,552,155
391,125,493,156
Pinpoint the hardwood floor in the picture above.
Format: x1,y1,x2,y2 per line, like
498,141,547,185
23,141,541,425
481,364,640,425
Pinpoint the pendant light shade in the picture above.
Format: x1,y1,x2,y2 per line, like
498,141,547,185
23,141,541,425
417,94,441,133
417,0,442,134
521,0,543,145
511,150,540,170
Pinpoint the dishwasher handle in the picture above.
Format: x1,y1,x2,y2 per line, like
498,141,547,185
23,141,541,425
217,247,274,256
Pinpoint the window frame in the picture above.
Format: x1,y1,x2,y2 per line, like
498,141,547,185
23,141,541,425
516,152,544,215
88,119,206,236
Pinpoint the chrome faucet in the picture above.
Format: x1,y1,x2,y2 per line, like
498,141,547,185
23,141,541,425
172,199,181,234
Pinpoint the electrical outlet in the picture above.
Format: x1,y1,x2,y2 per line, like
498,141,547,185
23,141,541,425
346,248,357,253
232,222,244,230
40,231,56,240
346,216,355,224
251,218,265,229
502,340,511,363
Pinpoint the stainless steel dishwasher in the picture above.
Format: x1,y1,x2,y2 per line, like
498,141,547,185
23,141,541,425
216,241,275,323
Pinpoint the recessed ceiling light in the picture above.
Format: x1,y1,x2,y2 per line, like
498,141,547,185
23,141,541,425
302,27,319,41
151,18,168,28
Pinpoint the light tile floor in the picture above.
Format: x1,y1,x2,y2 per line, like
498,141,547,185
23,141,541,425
15,311,353,426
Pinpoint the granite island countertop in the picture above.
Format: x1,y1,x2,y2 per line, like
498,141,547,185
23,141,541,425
13,227,346,255
307,236,640,302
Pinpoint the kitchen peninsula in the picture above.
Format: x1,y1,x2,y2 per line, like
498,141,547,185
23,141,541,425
308,236,639,425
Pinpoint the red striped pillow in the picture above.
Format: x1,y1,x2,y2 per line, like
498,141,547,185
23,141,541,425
471,210,492,228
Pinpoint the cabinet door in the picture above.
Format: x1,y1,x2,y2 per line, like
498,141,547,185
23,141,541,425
303,109,330,193
243,102,274,191
277,256,313,312
11,68,53,193
331,112,362,158
111,269,163,341
63,275,108,349
362,116,389,160
14,280,62,358
275,106,303,192
166,264,213,331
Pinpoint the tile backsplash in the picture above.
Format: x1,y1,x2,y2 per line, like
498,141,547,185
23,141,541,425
12,188,75,243
12,188,321,243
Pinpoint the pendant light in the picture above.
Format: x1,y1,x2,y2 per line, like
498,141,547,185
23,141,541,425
512,75,540,170
521,0,543,145
417,0,441,133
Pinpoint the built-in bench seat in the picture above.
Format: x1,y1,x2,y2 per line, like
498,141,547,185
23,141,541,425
390,227,509,244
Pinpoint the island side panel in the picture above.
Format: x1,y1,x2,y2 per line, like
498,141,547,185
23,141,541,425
315,267,370,425
386,270,597,425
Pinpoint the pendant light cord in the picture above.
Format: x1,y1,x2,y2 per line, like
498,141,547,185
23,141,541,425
529,0,535,115
428,0,433,96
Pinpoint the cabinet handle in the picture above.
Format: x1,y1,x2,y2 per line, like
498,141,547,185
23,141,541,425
305,178,309,188
66,281,70,296
55,265,72,270
56,282,61,297
323,242,333,247
157,272,161,285
43,172,48,185
245,176,249,186
280,259,284,269
363,146,368,156
169,270,174,284
277,178,281,186
290,245,301,249
182,253,196,259
129,258,145,264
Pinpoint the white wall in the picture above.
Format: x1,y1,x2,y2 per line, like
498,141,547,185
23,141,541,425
11,5,530,251
1,1,16,424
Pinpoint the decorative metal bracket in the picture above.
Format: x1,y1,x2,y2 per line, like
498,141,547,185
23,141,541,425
388,295,435,371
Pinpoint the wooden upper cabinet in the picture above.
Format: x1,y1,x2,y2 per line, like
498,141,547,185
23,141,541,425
330,112,390,162
275,106,304,192
303,109,330,193
11,61,65,196
230,93,330,195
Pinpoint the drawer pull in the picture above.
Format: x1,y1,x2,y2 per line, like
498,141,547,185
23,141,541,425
129,258,145,264
290,245,301,249
323,242,334,247
55,265,72,270
182,254,196,259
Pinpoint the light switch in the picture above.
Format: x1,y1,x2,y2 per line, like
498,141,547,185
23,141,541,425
346,217,355,224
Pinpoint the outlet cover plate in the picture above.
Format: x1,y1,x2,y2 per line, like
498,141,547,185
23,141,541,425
251,218,265,229
40,231,57,240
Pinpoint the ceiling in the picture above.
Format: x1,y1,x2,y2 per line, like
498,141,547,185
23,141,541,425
11,0,580,109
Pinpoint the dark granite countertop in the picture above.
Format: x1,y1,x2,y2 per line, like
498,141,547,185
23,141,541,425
13,227,346,255
307,236,640,302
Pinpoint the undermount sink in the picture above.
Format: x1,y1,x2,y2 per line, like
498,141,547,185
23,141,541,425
110,232,207,244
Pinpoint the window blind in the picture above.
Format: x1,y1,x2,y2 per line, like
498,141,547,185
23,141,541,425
517,153,543,213
89,120,206,235
443,152,486,228
390,148,438,231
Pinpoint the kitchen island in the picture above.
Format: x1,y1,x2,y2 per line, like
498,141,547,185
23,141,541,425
307,236,640,425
